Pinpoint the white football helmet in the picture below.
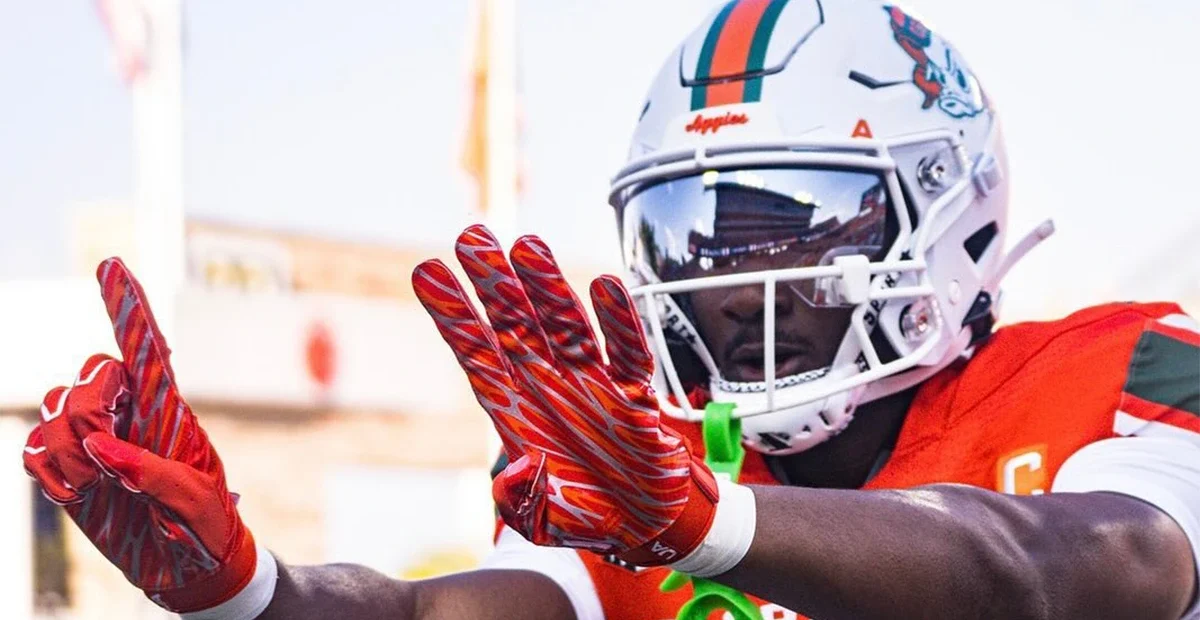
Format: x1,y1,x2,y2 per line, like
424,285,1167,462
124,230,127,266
609,0,1053,455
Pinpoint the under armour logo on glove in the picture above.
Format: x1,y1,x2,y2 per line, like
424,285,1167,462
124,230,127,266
413,225,721,565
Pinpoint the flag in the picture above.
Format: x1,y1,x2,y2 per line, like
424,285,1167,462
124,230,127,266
96,0,152,84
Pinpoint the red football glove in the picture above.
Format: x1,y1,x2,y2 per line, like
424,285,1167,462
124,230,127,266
413,225,722,566
22,259,262,613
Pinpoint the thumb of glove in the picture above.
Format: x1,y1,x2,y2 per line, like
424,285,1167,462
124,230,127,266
82,431,154,493
82,432,223,525
493,452,553,545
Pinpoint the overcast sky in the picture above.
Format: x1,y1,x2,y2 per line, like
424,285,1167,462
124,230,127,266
1,0,1197,320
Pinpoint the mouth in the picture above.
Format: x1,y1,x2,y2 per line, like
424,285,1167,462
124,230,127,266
724,341,814,382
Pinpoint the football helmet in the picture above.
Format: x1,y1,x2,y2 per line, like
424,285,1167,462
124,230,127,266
609,0,1053,454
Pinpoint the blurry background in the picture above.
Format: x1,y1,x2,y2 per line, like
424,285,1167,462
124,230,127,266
0,0,1197,618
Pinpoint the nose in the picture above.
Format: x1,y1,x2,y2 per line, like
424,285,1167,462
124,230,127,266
719,282,794,324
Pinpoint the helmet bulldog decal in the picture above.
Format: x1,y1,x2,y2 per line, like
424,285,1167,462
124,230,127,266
884,5,986,119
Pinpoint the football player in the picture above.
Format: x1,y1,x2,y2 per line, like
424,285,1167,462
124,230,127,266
25,1,1200,619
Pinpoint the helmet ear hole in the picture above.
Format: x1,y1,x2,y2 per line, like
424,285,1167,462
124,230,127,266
963,221,999,263
890,176,921,242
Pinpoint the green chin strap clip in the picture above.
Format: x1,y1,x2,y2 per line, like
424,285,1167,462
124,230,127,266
659,402,763,620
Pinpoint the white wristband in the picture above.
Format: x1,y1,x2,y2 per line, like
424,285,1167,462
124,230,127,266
181,544,279,620
669,477,757,578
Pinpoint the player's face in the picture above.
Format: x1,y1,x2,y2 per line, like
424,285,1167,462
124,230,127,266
622,167,889,384
686,273,854,383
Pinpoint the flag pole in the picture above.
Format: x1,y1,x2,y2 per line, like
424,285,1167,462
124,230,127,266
482,0,519,246
98,0,186,340
463,0,520,464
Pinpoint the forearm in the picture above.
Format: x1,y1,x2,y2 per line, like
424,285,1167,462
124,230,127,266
257,561,415,620
714,484,1193,620
257,558,576,620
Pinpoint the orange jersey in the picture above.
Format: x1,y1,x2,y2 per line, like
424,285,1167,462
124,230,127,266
574,302,1200,620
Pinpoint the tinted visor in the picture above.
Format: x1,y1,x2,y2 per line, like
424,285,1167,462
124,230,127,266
623,168,890,306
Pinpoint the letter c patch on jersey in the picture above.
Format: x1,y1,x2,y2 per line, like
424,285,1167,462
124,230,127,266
996,444,1048,495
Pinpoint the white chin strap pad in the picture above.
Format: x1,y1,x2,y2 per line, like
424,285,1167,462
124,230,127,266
713,369,865,455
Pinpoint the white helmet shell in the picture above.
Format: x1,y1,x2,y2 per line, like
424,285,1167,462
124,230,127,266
610,0,1051,455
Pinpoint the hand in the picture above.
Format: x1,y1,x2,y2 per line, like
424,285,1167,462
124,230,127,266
413,225,720,565
22,258,259,613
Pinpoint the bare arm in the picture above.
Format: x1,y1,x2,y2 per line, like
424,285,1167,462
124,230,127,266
715,485,1195,620
258,561,576,620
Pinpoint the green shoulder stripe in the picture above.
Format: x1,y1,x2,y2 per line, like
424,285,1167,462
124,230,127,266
1124,330,1200,416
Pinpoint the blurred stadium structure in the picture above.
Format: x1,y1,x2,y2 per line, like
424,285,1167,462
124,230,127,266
0,0,1197,619
0,0,538,617
1,209,510,618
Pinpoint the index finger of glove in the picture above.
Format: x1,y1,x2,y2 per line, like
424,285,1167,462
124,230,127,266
590,276,656,390
412,258,540,460
97,258,187,453
98,258,176,382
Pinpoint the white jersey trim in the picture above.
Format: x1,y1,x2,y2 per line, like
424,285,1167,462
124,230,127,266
1115,411,1200,449
1053,437,1200,619
478,527,603,620
1160,314,1200,333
